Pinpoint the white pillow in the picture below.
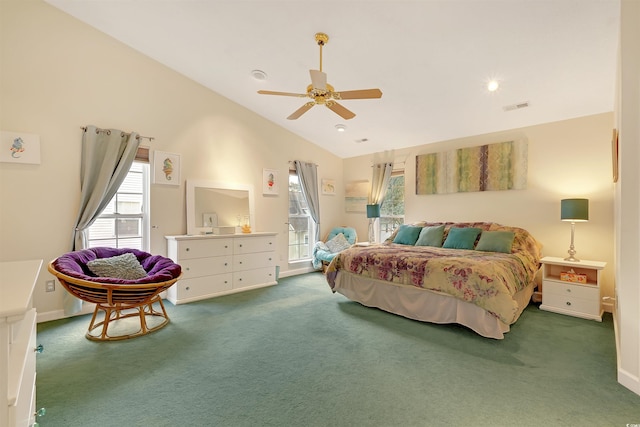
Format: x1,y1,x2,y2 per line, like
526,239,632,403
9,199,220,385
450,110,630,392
325,232,352,253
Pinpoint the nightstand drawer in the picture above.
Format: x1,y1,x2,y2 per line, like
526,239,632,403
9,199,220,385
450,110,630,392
542,291,600,315
543,280,599,300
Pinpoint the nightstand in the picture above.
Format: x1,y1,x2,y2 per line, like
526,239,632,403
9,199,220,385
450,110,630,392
539,256,606,321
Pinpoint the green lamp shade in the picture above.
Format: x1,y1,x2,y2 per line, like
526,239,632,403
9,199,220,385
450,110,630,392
561,198,589,222
366,204,381,218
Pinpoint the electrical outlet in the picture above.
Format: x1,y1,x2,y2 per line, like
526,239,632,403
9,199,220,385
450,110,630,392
45,280,55,292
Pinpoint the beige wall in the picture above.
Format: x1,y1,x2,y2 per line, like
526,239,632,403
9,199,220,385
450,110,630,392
344,113,616,302
0,0,345,318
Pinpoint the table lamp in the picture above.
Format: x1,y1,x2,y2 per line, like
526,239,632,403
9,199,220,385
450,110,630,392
561,198,589,262
366,204,380,244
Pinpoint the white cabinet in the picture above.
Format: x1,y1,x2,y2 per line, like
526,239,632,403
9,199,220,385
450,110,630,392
166,233,277,304
539,256,606,321
1,260,43,427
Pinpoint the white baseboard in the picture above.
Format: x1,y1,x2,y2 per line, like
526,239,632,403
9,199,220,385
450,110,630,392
618,368,640,396
37,303,95,323
279,265,319,278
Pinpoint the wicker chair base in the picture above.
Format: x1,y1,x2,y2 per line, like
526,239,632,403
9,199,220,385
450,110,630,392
86,296,170,341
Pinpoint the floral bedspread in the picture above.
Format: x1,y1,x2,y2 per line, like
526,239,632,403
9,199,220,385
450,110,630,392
326,222,541,325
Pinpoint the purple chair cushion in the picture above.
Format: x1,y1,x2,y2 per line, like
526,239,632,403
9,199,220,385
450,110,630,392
53,247,181,285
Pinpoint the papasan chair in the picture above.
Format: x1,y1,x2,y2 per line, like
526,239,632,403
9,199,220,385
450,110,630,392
48,247,181,341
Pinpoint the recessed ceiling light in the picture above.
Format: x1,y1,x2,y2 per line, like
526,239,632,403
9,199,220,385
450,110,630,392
487,80,500,92
335,124,347,132
251,70,267,81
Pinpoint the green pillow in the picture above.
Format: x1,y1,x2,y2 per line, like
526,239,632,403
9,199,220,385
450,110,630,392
442,227,482,250
415,225,445,247
475,231,515,253
392,225,423,245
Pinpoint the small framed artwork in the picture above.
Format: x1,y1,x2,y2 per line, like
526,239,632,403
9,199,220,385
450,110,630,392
322,179,336,195
263,168,279,195
0,131,41,164
153,151,180,186
612,128,619,183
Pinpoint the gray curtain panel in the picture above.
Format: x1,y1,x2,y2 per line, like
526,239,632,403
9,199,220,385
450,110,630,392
294,160,321,243
64,125,140,315
369,162,393,205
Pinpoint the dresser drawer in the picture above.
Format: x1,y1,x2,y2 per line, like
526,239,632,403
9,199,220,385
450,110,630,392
233,267,277,289
170,274,233,303
543,280,599,300
180,256,233,279
234,236,276,254
177,238,233,259
233,252,276,272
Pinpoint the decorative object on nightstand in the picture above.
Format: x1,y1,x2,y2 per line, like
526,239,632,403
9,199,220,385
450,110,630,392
366,204,380,244
561,198,589,261
539,256,605,321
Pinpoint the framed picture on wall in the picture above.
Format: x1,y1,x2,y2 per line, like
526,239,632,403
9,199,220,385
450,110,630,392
322,179,336,195
263,168,279,195
0,131,41,164
153,151,181,186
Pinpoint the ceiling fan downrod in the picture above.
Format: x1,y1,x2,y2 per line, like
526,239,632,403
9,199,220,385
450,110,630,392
315,32,328,72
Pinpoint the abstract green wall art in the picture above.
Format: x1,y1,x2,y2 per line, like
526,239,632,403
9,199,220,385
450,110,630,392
415,140,527,195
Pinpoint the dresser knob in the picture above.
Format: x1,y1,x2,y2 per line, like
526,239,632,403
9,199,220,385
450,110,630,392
224,262,228,266
34,344,44,354
225,245,228,248
239,244,243,247
186,286,190,291
566,301,572,306
186,267,190,271
566,288,571,293
240,261,243,264
269,257,272,261
186,248,190,251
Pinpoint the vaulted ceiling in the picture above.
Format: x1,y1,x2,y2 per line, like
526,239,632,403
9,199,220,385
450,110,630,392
45,0,620,158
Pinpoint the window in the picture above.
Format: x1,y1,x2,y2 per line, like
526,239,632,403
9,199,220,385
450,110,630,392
288,171,315,262
87,162,150,250
379,173,405,242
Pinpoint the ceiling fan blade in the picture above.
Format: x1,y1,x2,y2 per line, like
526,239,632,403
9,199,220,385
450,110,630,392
333,88,383,100
327,102,356,120
309,70,327,90
287,103,314,120
258,90,307,97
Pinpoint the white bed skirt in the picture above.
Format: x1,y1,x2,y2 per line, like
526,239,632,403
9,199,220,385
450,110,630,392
332,271,535,339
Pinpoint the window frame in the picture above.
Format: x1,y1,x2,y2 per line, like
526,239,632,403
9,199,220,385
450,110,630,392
287,169,316,263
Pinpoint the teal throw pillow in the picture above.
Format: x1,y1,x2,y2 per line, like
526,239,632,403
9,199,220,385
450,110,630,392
442,227,482,250
415,225,445,247
392,225,423,245
475,231,516,253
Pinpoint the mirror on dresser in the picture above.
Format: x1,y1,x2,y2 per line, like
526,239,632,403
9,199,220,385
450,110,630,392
186,179,255,235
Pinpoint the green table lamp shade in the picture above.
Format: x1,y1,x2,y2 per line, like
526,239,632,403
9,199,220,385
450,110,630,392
366,204,381,218
561,198,589,261
561,198,589,222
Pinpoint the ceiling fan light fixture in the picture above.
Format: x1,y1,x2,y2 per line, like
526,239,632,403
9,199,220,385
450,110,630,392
251,69,268,81
335,124,347,132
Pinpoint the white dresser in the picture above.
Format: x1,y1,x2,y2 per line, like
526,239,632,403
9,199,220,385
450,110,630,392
165,232,277,304
1,260,43,427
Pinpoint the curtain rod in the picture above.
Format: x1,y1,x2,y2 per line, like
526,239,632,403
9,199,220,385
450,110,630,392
288,160,318,166
80,126,154,142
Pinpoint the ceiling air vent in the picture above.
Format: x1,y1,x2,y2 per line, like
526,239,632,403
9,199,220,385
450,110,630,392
503,101,530,112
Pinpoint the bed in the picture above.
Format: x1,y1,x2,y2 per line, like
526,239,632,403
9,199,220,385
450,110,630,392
325,222,542,339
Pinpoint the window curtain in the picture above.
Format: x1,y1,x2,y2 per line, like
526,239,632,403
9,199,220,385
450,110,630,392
369,162,393,204
64,126,140,315
294,160,321,242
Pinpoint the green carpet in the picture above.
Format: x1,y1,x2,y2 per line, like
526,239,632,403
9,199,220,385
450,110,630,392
36,272,640,426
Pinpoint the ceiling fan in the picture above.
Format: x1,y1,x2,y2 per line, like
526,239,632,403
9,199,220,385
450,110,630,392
257,32,383,120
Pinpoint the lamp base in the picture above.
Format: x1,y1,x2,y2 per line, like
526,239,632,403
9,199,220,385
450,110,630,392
564,255,580,262
368,219,376,244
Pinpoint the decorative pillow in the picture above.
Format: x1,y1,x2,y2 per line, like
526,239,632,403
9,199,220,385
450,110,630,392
325,233,352,253
392,225,423,245
87,252,148,280
475,231,515,253
442,227,482,250
415,225,445,247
